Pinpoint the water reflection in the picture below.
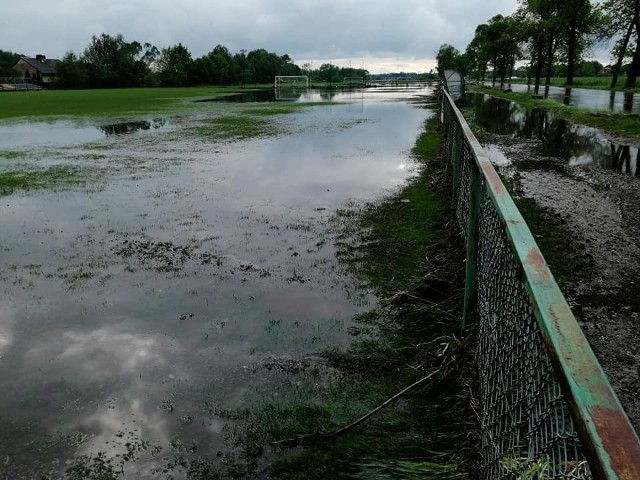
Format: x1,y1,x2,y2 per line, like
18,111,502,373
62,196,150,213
0,86,434,477
200,87,368,104
0,118,170,150
471,93,639,177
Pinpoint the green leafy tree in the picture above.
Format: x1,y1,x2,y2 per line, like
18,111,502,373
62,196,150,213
520,0,602,88
55,52,91,89
81,33,156,87
485,15,524,85
435,44,465,76
558,0,601,85
157,43,194,87
0,49,23,76
466,24,490,82
602,0,640,88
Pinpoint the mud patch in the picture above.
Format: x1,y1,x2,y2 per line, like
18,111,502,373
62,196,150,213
478,132,640,429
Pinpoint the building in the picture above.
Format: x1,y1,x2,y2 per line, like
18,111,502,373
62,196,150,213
13,55,59,85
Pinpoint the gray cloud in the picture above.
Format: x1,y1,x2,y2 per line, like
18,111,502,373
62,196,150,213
2,0,520,72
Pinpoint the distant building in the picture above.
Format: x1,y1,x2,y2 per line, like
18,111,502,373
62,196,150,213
13,55,59,85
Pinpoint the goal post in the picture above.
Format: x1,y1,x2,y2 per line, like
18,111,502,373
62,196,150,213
274,76,309,88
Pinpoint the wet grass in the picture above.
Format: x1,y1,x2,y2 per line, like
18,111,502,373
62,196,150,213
0,165,87,196
0,150,27,159
194,115,284,140
470,85,640,140
0,86,248,119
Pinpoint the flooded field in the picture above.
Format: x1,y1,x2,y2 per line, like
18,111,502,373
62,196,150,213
470,93,639,176
0,86,433,478
496,83,640,114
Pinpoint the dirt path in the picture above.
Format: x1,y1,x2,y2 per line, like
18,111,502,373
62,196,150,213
481,133,640,430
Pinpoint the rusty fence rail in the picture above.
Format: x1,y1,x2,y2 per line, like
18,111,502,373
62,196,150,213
441,88,640,480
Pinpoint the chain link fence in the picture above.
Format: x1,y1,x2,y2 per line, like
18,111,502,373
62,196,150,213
441,88,640,480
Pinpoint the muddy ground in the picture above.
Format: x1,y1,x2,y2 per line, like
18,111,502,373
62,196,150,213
481,132,640,429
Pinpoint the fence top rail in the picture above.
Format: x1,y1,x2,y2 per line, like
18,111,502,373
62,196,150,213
442,88,640,480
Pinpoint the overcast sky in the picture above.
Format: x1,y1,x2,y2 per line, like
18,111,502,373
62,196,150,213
3,0,529,73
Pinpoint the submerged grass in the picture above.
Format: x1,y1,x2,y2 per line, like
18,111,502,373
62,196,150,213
470,85,640,140
243,102,333,116
0,151,27,160
0,165,87,196
193,114,283,140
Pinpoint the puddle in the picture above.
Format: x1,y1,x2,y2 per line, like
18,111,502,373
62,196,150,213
0,86,434,477
100,119,167,135
471,93,639,177
0,117,172,151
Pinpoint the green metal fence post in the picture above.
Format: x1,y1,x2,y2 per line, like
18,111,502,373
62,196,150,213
462,162,481,331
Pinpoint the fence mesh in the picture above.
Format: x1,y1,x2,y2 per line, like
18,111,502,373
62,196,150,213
442,94,591,479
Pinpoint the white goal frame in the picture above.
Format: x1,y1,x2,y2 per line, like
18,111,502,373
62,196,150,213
274,76,309,88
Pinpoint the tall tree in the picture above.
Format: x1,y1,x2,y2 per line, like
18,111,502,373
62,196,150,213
559,0,600,85
485,15,524,86
522,0,564,92
0,49,23,76
435,44,465,75
521,0,602,87
602,0,640,88
466,24,490,82
82,33,156,87
157,44,194,87
55,52,91,89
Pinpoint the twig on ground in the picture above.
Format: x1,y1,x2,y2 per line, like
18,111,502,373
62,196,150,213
271,369,441,447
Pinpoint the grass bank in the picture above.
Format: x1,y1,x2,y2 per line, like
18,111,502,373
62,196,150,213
470,85,640,140
195,107,476,480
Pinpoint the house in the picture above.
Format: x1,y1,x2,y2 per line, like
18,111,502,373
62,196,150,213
13,54,59,85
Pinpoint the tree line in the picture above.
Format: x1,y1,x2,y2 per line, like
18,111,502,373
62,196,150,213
2,34,373,89
53,33,304,89
436,0,640,91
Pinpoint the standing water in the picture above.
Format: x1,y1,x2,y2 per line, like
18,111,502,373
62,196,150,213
0,86,433,478
492,82,640,114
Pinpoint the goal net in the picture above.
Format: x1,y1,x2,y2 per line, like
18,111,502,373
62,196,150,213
274,76,309,88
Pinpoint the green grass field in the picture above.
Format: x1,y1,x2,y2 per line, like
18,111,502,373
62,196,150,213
0,86,257,119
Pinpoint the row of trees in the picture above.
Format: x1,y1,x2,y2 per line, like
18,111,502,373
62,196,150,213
53,34,375,89
55,33,303,89
436,0,640,90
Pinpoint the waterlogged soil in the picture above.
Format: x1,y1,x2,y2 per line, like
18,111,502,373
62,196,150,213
0,87,433,478
470,93,640,429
